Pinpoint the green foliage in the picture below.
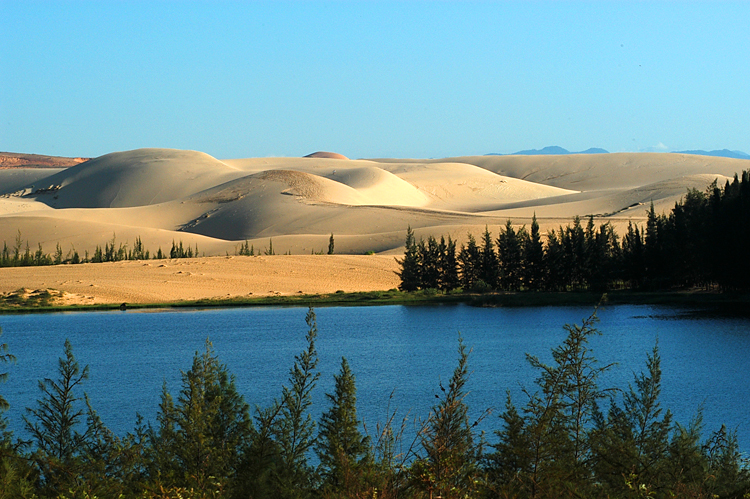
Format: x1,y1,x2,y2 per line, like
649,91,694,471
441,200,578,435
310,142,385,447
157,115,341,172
396,226,420,292
0,328,15,412
316,357,372,497
328,233,335,255
590,343,673,496
264,239,275,255
150,339,252,492
497,220,524,291
238,240,255,256
458,233,481,291
412,336,481,499
22,339,116,494
523,214,546,290
245,306,321,498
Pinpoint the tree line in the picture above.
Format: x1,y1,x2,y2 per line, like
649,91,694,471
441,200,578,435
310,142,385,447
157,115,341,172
1,307,747,498
0,232,201,267
1,233,330,265
398,170,750,293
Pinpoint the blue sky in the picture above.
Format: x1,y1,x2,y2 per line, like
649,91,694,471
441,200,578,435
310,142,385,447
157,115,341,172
2,1,748,159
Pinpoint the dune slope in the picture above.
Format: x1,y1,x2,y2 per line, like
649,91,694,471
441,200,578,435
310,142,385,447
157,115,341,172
1,148,746,259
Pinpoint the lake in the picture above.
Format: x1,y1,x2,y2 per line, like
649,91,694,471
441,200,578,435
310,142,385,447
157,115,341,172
1,303,749,452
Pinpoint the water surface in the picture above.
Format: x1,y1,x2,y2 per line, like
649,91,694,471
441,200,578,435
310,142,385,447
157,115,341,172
2,304,748,450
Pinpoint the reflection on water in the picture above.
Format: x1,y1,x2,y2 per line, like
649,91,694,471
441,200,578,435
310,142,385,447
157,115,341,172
1,304,749,450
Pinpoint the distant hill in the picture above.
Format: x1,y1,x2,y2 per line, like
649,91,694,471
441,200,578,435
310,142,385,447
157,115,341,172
0,152,90,168
488,146,609,156
675,149,750,160
488,147,749,159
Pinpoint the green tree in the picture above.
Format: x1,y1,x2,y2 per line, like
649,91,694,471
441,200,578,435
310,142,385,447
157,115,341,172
497,220,524,291
272,307,320,497
396,226,421,291
316,357,371,496
24,339,89,463
151,339,252,492
522,214,546,291
23,339,111,494
0,328,14,412
515,309,614,497
543,228,566,291
702,424,749,497
440,236,460,291
479,226,500,289
419,236,442,290
412,336,480,499
485,392,532,496
591,343,673,496
328,233,335,255
458,233,482,291
622,221,646,289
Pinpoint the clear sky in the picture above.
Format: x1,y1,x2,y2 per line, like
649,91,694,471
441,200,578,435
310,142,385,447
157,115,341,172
1,1,748,159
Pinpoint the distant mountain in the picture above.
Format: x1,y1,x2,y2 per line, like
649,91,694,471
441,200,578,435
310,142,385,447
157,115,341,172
578,147,609,154
675,149,750,160
514,146,571,155
487,146,609,156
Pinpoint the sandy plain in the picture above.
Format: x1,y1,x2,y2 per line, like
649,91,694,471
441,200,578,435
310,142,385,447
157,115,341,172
1,148,747,304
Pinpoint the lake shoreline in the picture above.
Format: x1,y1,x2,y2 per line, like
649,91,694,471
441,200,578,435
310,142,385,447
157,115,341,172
2,288,749,314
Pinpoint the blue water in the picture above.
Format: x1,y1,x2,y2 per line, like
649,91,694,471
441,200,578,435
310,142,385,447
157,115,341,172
1,304,748,451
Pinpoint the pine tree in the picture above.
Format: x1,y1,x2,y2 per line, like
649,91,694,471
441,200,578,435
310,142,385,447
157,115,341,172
439,236,460,291
591,343,673,495
479,226,500,289
622,222,646,289
151,339,252,492
24,339,89,462
272,307,320,497
523,214,545,290
644,201,670,288
316,357,371,496
328,233,335,255
396,226,421,291
519,309,614,496
23,339,108,493
0,328,14,412
458,233,481,291
497,220,524,291
544,228,566,291
419,236,441,290
486,393,532,495
412,336,479,499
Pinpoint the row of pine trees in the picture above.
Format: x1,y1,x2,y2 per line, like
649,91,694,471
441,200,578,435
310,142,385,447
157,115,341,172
398,171,750,293
1,308,747,498
0,233,200,267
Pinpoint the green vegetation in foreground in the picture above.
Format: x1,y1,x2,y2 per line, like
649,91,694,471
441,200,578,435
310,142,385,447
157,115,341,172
1,306,749,498
4,287,750,314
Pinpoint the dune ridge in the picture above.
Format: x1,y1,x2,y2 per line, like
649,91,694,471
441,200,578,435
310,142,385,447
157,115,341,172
1,148,747,261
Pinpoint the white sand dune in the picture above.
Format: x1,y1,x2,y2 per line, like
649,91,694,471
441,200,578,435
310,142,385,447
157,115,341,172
1,148,747,261
372,153,746,191
377,161,577,212
0,168,64,195
31,148,245,208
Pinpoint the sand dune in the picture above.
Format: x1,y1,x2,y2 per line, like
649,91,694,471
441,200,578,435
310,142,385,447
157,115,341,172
32,148,245,208
0,168,65,195
373,153,746,191
304,151,349,160
1,148,747,262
